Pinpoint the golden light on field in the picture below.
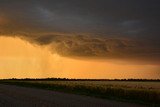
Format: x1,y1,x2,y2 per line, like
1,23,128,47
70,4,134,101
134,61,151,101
0,36,159,79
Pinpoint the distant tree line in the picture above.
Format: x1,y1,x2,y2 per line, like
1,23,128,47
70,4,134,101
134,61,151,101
1,78,160,82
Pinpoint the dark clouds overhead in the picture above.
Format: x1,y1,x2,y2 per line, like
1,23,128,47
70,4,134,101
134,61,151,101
0,0,160,35
0,0,160,62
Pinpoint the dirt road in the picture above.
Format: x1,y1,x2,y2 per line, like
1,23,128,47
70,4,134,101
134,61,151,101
0,84,146,107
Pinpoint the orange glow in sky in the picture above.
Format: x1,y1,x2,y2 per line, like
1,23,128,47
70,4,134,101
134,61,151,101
0,36,159,79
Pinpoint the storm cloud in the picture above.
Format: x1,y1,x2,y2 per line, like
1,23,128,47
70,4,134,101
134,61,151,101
0,0,160,62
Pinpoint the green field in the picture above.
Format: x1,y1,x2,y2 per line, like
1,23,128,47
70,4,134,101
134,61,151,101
0,79,160,106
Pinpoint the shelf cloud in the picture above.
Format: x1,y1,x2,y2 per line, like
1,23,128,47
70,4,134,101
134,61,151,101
0,0,160,63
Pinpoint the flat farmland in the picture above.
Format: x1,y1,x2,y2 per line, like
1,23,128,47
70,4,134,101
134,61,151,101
0,84,148,107
26,80,160,90
0,79,160,106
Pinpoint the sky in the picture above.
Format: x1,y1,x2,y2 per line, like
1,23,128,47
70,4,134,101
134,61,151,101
0,0,160,79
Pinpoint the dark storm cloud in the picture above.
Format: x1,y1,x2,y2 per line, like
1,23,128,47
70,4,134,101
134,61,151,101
0,0,160,35
0,0,160,62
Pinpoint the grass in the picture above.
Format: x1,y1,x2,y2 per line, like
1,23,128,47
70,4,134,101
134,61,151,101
0,79,160,106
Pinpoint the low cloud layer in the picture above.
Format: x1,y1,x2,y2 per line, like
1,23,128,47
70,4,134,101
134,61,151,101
9,33,158,64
